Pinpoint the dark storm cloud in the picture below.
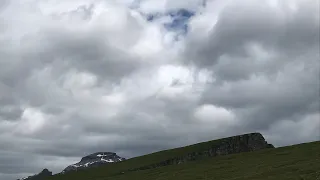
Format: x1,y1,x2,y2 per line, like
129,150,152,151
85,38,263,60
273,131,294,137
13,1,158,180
0,106,23,121
185,0,319,70
185,0,319,132
0,83,23,121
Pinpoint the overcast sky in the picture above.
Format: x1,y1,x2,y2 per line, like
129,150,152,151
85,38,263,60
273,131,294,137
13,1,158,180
0,0,319,179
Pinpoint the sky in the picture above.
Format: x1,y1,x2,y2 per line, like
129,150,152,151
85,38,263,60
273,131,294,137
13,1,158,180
0,0,319,179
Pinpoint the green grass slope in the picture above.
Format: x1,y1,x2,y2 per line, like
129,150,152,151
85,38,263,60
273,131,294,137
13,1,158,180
48,140,320,180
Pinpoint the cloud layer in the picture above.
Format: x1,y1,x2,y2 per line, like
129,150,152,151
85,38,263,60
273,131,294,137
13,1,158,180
0,0,319,179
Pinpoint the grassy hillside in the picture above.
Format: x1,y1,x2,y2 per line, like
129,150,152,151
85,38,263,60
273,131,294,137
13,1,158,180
47,139,320,180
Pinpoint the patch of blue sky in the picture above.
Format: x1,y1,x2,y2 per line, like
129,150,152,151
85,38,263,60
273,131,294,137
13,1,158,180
146,8,195,40
129,0,207,41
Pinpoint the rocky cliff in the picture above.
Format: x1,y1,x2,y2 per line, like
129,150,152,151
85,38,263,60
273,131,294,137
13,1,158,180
128,133,274,172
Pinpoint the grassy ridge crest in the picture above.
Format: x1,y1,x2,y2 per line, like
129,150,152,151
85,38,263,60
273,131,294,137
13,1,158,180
44,133,320,180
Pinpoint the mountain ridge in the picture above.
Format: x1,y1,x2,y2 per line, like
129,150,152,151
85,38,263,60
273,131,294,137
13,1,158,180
61,152,125,173
17,169,52,180
126,132,274,172
17,152,125,180
51,140,319,180
17,132,274,180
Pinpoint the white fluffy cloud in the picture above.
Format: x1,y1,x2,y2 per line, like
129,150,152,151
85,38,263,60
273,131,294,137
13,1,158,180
0,0,319,179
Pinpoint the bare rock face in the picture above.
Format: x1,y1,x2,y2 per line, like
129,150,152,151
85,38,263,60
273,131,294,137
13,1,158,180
61,152,125,173
129,133,274,171
209,132,274,156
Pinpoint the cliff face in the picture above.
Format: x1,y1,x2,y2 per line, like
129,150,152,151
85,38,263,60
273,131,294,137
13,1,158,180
129,133,274,171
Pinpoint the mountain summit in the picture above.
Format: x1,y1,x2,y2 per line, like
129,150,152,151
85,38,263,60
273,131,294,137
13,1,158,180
62,152,126,173
17,169,52,180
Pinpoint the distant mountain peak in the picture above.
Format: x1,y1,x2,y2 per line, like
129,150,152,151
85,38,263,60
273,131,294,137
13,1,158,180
17,168,52,180
62,152,125,173
17,152,125,180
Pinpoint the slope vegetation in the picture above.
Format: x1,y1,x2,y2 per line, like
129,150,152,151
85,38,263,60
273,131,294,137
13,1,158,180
46,134,319,180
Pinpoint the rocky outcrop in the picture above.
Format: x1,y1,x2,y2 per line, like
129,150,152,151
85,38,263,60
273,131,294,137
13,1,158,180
61,152,125,173
18,169,52,180
128,133,274,172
